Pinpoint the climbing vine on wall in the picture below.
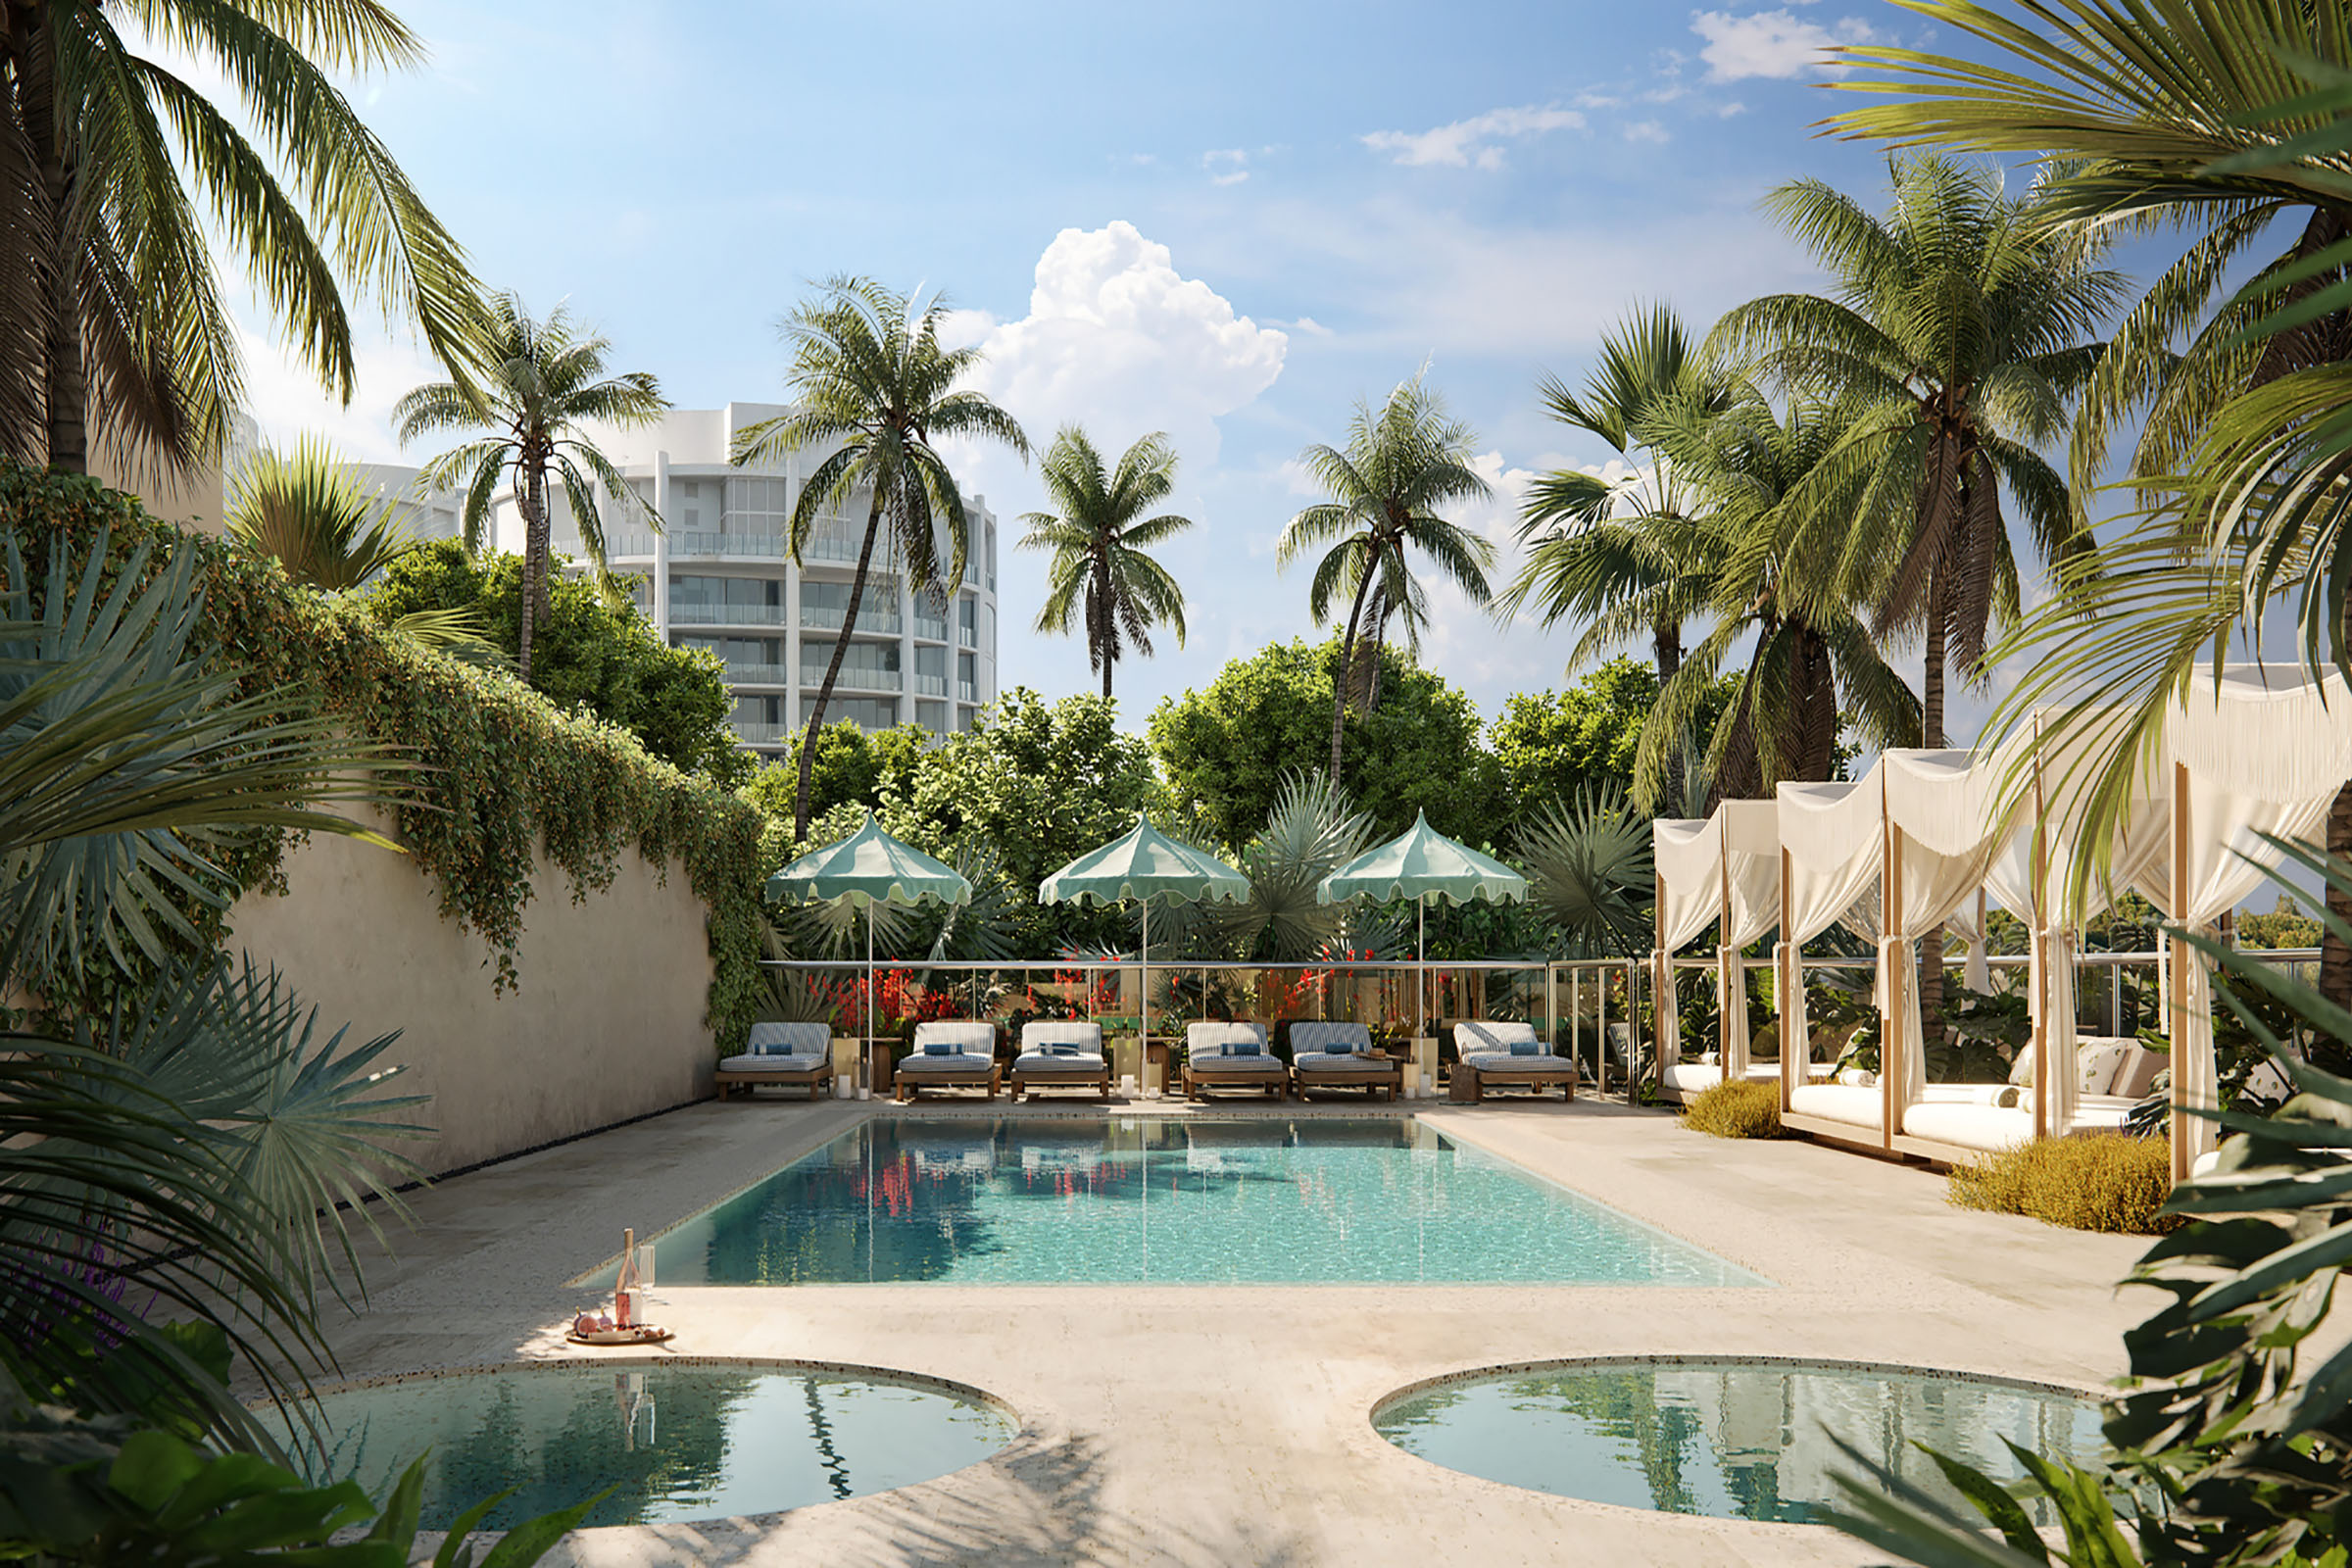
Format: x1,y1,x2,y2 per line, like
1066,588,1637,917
0,464,764,1052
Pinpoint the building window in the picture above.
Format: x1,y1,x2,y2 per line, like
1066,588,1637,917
957,596,977,648
676,477,721,532
915,700,948,733
801,576,902,634
957,650,976,703
913,644,947,695
819,697,899,730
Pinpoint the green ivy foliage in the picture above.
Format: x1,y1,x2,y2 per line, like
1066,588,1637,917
0,464,765,1052
1147,637,1506,850
359,540,749,788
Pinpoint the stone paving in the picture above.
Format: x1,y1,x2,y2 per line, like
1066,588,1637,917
311,1094,2151,1567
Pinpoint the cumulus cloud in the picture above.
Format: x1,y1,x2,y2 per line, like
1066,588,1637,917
1360,104,1585,170
1690,8,1878,81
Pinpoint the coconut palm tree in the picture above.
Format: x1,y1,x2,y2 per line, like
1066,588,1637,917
1017,426,1194,701
1629,394,1920,808
732,276,1030,841
1712,157,2122,750
225,437,415,591
1824,4,2352,1002
0,1,480,478
1278,375,1495,785
395,294,667,685
1500,305,1738,684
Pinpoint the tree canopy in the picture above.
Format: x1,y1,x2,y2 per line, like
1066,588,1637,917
1149,637,1505,852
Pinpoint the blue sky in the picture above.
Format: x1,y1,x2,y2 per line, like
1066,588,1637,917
237,0,2045,740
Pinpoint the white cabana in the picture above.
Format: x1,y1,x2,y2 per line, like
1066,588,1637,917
1778,770,1892,1145
2132,665,2352,1180
1650,803,1781,1102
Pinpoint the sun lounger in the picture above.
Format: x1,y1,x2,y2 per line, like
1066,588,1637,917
714,1020,835,1100
894,1020,1002,1102
1183,1021,1286,1101
1010,1020,1111,1101
1288,1020,1403,1102
1452,1020,1577,1102
1659,1056,1788,1102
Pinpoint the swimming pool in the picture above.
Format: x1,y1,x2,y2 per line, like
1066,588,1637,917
622,1116,1764,1286
286,1362,1016,1530
1372,1357,2104,1525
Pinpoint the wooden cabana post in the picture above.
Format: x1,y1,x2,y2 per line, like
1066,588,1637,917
1780,845,1796,1116
2171,760,2191,1185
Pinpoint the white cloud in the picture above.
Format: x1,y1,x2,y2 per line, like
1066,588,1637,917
1203,148,1250,185
1360,104,1585,170
1690,8,1878,81
947,220,1288,485
1623,120,1671,144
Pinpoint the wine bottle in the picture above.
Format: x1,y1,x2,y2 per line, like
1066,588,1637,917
614,1228,638,1329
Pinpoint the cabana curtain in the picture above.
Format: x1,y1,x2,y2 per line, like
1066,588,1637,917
1717,801,1781,1078
1776,778,1884,1089
1651,817,1717,1066
1882,750,2015,1119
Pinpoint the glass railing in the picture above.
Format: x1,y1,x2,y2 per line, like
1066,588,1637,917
957,680,977,703
800,603,903,635
802,665,903,694
957,622,977,648
731,721,791,745
912,614,948,641
911,672,947,696
672,603,787,625
605,529,791,559
723,662,791,685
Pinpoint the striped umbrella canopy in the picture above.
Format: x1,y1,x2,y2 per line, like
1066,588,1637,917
767,813,970,1060
1040,815,1249,1053
1317,810,1527,1036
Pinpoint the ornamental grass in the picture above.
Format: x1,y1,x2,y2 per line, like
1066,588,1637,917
1682,1079,1786,1139
1947,1133,2181,1236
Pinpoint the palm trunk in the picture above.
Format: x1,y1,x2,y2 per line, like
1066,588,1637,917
1919,564,1947,1050
20,8,84,474
1653,620,1681,683
1328,561,1379,786
1097,551,1114,702
2328,603,2352,1036
795,492,885,841
516,461,551,684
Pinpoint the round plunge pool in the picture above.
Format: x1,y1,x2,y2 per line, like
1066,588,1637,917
1371,1356,2105,1526
283,1360,1018,1531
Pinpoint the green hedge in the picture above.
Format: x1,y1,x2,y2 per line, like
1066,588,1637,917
1,464,765,1052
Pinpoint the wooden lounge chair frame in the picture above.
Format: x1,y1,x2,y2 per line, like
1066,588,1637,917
714,1056,833,1100
894,1059,1002,1102
1292,1053,1404,1102
1183,1059,1288,1101
1010,1060,1111,1101
1454,1059,1577,1102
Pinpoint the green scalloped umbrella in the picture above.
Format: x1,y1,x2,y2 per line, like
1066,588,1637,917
1316,810,1527,1037
1039,815,1249,1049
767,813,970,1064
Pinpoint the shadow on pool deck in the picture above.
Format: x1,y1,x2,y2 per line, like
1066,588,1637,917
545,1431,1311,1568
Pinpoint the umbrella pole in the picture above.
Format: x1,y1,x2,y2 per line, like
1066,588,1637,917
866,901,875,1093
1418,897,1427,1041
1141,901,1151,1080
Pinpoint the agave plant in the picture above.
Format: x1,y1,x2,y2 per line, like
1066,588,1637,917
1826,839,2352,1566
1515,784,1653,957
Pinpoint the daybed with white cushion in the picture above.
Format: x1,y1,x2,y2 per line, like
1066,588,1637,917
1659,1056,1788,1098
1895,1036,2159,1161
893,1020,1002,1102
1453,1019,1576,1101
1183,1021,1286,1101
714,1020,835,1100
1010,1020,1110,1101
1289,1020,1401,1102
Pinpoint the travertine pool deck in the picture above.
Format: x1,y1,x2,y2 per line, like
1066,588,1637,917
316,1097,2149,1567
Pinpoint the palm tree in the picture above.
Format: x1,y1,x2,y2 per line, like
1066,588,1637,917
1501,304,1737,684
1017,426,1194,701
1823,4,2352,1003
733,276,1030,841
225,437,415,591
1712,157,2122,750
1629,394,1920,807
0,2,480,478
395,293,667,684
1279,375,1495,784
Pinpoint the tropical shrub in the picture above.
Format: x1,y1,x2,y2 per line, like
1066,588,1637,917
1947,1134,2179,1237
1683,1079,1786,1139
1489,660,1737,839
361,539,746,786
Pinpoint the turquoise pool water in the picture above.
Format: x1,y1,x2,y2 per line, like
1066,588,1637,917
1373,1358,2105,1525
630,1117,1764,1286
288,1363,1015,1530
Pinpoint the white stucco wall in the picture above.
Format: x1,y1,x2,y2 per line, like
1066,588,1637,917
222,812,716,1176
